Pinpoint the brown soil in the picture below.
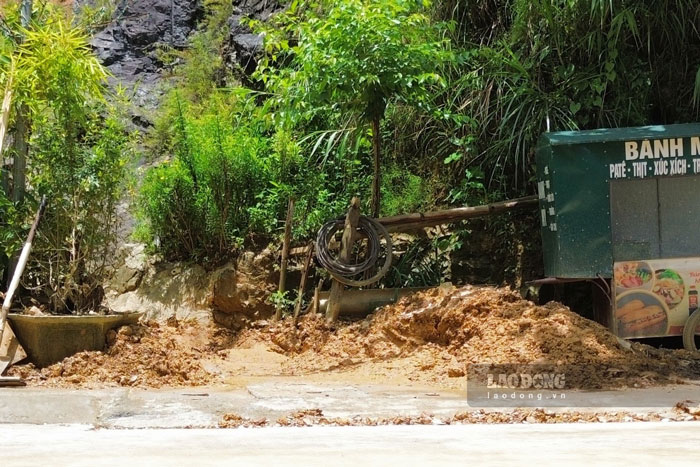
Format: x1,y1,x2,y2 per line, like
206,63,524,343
8,285,700,390
234,285,700,389
8,320,214,388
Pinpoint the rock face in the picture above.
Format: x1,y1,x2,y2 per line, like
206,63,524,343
107,243,147,294
106,262,214,323
225,0,284,76
105,248,278,328
209,249,278,330
85,0,284,127
89,0,204,126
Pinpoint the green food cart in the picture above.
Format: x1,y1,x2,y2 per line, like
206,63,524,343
536,123,700,340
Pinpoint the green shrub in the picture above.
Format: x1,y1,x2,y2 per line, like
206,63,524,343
1,5,130,312
138,96,274,261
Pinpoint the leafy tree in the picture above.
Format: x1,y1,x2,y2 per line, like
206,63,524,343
0,4,130,312
256,0,453,216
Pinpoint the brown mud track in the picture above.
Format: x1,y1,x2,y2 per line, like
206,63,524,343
9,285,700,390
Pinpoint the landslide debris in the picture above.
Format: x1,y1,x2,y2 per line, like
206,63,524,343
9,285,700,390
236,285,700,389
218,406,700,428
8,320,213,388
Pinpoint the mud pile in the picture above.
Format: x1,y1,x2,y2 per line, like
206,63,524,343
9,320,214,388
237,285,700,388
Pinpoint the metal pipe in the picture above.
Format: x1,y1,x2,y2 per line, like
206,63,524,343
318,287,433,317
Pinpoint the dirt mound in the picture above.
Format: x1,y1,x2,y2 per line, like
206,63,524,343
9,320,214,388
9,285,700,390
237,285,700,388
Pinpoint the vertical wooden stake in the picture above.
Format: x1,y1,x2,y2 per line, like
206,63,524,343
275,197,295,320
370,117,381,218
293,242,314,321
326,197,360,323
310,280,322,315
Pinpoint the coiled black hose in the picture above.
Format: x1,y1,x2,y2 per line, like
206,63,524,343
315,216,392,287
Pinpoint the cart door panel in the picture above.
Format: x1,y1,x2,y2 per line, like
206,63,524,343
658,175,700,258
610,178,660,261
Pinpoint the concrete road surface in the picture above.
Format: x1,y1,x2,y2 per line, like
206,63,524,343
2,382,700,428
2,422,700,466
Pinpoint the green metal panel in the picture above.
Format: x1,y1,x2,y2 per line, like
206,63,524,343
536,123,700,278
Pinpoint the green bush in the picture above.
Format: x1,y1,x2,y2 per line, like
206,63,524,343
1,5,131,312
138,96,274,261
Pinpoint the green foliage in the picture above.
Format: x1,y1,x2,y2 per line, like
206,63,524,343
138,94,274,262
256,0,452,124
389,0,700,194
139,1,446,261
254,0,453,216
0,4,129,312
380,164,430,217
74,0,119,34
0,192,22,268
13,17,106,114
28,110,131,311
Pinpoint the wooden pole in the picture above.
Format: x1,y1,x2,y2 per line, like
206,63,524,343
0,196,45,348
310,280,322,315
377,195,538,232
326,197,360,323
293,242,314,321
370,117,381,218
275,197,295,320
288,195,538,258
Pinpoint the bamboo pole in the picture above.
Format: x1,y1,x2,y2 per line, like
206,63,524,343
275,197,295,320
0,70,12,197
0,67,13,155
326,197,360,323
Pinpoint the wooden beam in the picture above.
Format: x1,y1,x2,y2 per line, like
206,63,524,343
326,197,360,322
289,195,539,258
377,195,538,233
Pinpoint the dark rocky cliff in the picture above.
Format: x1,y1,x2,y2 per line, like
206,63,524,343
85,0,284,127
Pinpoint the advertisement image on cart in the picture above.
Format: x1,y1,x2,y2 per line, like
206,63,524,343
614,258,700,338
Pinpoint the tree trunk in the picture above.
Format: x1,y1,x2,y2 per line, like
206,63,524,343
11,108,28,203
6,0,33,288
11,0,32,204
370,116,381,218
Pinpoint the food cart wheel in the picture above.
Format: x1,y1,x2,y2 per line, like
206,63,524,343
682,309,700,352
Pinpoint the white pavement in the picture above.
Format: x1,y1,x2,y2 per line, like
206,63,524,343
2,422,700,466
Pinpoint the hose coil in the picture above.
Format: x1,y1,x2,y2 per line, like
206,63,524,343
315,216,392,287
